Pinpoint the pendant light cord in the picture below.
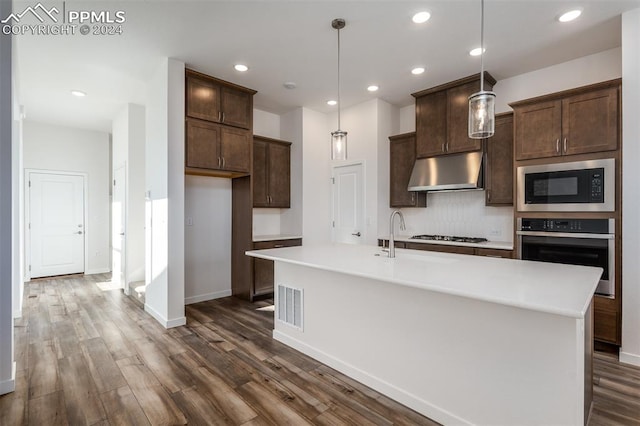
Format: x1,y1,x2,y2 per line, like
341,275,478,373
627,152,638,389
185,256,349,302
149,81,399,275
337,26,341,130
480,0,485,93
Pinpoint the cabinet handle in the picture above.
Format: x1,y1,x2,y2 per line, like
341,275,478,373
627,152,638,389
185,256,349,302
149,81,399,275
442,143,446,153
218,111,222,122
556,138,560,153
446,142,449,152
487,190,491,201
411,193,415,202
218,157,221,168
222,157,225,168
563,138,567,153
221,112,225,123
273,244,285,248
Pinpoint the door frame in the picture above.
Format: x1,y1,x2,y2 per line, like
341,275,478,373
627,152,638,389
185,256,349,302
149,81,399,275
331,160,366,243
112,162,128,293
24,169,89,281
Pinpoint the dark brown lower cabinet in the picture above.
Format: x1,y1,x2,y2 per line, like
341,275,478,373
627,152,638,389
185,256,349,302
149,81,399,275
594,296,620,345
252,238,302,299
378,240,513,258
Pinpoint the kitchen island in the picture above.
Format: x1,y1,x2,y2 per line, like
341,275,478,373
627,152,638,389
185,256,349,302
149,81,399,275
246,244,601,425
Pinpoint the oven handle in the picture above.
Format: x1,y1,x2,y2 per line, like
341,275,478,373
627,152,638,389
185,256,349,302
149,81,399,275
516,230,614,239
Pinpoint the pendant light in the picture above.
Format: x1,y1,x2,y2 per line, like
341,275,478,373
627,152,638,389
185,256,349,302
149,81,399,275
331,18,347,160
468,0,496,139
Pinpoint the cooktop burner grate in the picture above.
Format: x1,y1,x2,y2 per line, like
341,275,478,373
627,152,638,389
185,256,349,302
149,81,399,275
410,234,488,244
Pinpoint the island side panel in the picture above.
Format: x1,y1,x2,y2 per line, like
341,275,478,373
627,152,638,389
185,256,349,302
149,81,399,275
273,261,585,426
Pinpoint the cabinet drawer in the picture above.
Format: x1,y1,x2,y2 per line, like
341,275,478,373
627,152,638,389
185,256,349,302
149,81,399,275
404,242,475,255
594,304,619,344
475,248,513,258
253,238,302,250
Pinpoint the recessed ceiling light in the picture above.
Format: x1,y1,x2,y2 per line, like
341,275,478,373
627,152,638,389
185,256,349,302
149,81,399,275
71,90,86,97
367,85,379,92
411,67,425,75
558,9,582,22
412,11,431,24
327,100,337,106
234,64,249,72
469,47,486,57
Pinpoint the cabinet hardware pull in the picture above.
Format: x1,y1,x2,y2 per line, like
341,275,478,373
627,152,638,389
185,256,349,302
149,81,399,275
221,112,225,123
222,157,225,168
446,142,449,152
218,111,222,122
218,157,221,168
487,190,491,201
411,193,415,202
273,244,285,248
351,232,361,237
563,138,567,153
442,143,445,152
556,138,560,153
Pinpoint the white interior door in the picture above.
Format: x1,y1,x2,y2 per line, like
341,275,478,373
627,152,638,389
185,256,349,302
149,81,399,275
332,163,365,244
112,165,126,289
29,172,85,278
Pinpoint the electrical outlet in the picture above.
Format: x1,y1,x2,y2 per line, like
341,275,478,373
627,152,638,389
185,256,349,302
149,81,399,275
489,229,502,237
186,217,193,226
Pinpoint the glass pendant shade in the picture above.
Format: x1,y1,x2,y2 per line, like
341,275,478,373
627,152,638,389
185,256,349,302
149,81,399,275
331,130,347,160
468,90,496,139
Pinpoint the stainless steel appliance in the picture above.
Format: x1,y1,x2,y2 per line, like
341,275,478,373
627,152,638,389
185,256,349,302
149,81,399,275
408,151,484,192
517,218,615,297
516,158,614,212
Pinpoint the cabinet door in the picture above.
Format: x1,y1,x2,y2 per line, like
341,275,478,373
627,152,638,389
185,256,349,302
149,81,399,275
253,258,275,296
562,86,618,156
389,133,426,207
220,127,251,173
253,139,269,207
514,100,562,160
485,113,513,205
186,76,221,123
415,91,447,158
447,81,483,154
186,119,221,169
268,142,291,208
221,87,252,130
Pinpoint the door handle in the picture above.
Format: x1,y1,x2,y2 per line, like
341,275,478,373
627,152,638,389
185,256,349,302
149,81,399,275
120,232,125,236
76,231,83,235
352,232,361,237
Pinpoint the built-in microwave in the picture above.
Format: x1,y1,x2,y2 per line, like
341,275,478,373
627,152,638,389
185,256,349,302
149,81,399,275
516,158,615,212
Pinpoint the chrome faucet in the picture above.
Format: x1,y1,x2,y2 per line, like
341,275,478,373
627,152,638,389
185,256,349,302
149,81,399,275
388,210,406,258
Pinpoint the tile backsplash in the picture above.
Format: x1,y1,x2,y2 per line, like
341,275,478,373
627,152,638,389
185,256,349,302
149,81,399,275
398,190,513,242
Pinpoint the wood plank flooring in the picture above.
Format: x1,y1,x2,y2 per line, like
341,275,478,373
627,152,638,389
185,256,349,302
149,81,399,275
1,274,639,425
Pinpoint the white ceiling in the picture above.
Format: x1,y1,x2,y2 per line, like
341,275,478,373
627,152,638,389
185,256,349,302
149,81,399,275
14,0,640,133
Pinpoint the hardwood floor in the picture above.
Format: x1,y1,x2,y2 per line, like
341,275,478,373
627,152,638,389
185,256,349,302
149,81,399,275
1,274,639,425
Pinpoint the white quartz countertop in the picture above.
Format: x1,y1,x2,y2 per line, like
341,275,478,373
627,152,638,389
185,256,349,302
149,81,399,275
379,235,513,250
253,234,303,242
246,243,601,319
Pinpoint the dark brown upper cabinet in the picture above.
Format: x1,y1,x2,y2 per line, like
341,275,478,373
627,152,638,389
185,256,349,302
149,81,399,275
186,69,255,130
253,136,291,208
186,118,251,175
511,80,620,161
412,73,496,158
389,132,426,208
484,112,513,206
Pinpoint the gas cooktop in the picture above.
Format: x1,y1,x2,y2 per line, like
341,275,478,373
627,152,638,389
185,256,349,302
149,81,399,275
410,235,488,244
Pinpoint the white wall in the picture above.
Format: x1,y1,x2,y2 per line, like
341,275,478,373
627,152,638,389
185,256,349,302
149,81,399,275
11,37,23,320
23,121,111,274
494,47,622,113
254,109,280,139
376,99,399,239
112,104,146,288
280,108,303,237
0,0,15,395
302,108,332,245
184,176,232,304
399,104,415,133
144,58,185,328
621,8,640,367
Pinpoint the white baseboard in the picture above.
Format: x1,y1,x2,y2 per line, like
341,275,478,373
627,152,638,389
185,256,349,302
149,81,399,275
184,289,232,305
144,303,186,329
272,330,470,426
620,350,640,367
0,362,16,396
85,268,111,275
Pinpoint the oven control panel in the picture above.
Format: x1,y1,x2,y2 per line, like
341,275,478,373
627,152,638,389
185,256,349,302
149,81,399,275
520,218,610,233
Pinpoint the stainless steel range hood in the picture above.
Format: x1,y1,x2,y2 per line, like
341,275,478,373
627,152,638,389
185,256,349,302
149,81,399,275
407,151,484,192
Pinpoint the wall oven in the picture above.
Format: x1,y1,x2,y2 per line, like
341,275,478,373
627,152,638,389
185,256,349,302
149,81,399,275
516,158,615,212
517,218,615,297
